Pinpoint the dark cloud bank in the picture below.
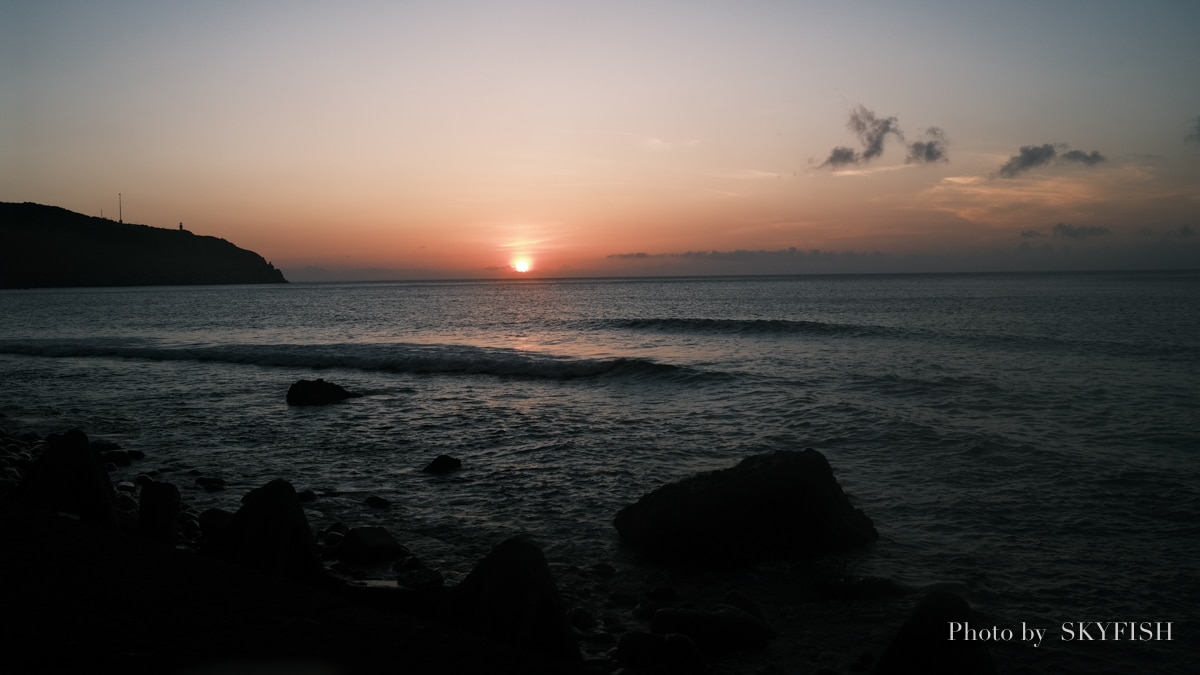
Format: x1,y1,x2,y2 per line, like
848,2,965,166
819,106,949,168
1022,222,1112,240
606,237,1199,276
995,143,1107,178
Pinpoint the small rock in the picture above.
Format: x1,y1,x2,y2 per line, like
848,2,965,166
422,454,462,474
114,491,139,513
286,378,362,406
198,507,236,539
584,562,617,579
338,526,405,565
364,495,391,509
101,449,132,467
195,476,225,492
297,489,318,502
396,567,444,592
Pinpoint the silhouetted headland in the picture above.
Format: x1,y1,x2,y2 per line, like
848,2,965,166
0,202,286,288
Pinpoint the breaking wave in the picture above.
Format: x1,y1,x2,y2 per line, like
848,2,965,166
0,338,695,382
606,317,880,337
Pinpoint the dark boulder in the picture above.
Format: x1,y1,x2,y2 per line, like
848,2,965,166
286,379,361,406
422,454,462,474
198,507,236,540
18,429,118,526
137,481,181,541
872,590,997,675
338,526,406,565
448,536,580,662
613,449,876,567
202,478,325,582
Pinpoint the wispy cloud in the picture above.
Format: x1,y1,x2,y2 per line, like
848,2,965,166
995,143,1106,178
1187,116,1200,146
996,144,1058,177
821,146,862,169
1060,149,1106,166
849,106,902,162
818,106,949,169
906,127,950,164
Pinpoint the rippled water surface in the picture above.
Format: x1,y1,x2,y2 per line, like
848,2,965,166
3,271,1198,672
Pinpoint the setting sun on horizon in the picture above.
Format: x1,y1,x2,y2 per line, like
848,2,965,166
3,2,1199,281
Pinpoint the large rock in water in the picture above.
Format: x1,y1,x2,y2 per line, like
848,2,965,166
286,378,361,406
613,449,877,567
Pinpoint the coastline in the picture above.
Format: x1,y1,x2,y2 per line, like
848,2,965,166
5,418,1189,674
0,422,915,675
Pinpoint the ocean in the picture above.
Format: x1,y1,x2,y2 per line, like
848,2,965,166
2,271,1197,673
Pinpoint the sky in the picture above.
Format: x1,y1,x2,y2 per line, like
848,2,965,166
4,1,1200,280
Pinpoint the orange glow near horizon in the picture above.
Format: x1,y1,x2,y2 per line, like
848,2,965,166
512,257,532,273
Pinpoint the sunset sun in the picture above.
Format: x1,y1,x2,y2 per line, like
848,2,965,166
512,258,532,273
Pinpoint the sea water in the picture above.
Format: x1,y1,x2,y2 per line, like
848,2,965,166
2,271,1198,672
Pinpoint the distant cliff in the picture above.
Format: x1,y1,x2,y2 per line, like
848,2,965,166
0,202,287,288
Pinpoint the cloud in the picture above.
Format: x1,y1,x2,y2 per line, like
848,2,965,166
1188,116,1200,146
848,106,902,161
821,146,862,168
1052,222,1111,240
1020,230,1045,238
996,143,1107,178
1139,225,1196,241
997,144,1058,177
1060,149,1106,166
819,106,947,169
906,127,949,164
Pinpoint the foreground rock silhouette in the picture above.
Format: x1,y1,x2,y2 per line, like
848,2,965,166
872,590,998,674
17,429,118,526
614,448,877,567
2,444,589,675
202,477,327,582
448,536,582,663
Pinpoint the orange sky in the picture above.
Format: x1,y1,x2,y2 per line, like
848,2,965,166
4,2,1199,280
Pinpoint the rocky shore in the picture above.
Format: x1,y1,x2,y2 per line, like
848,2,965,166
0,422,997,675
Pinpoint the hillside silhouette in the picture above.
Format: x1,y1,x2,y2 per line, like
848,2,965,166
0,202,286,288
